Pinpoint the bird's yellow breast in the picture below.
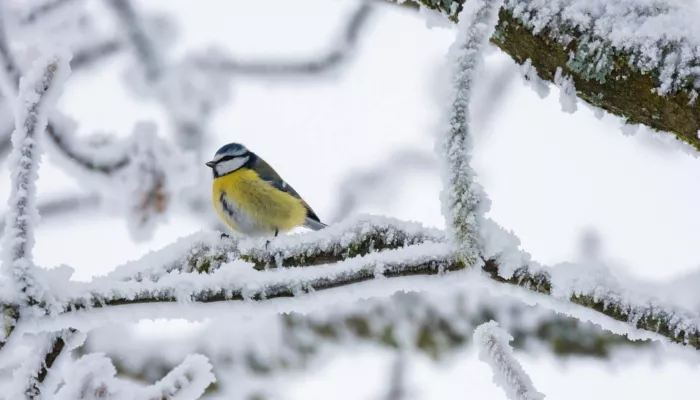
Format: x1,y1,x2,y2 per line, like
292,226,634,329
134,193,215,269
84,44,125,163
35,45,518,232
212,168,307,234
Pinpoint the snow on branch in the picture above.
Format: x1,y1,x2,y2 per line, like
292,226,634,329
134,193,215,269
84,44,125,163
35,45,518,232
193,0,374,77
52,353,215,400
7,331,71,399
242,215,446,269
392,0,700,152
1,51,71,306
61,241,458,311
10,220,693,355
0,214,683,354
439,0,501,266
474,321,545,400
106,215,444,283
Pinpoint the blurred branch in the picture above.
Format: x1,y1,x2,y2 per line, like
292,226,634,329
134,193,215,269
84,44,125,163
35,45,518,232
17,0,82,26
0,10,131,174
52,352,215,400
70,38,124,70
0,193,99,234
390,0,700,152
382,352,409,400
82,290,648,393
103,0,162,81
329,149,436,223
193,0,374,76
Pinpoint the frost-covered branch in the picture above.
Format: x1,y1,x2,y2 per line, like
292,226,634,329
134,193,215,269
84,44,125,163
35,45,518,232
193,0,374,76
20,218,699,354
439,0,501,266
1,53,71,306
392,0,700,151
62,241,459,311
8,331,70,399
106,216,445,283
53,353,215,400
474,321,545,400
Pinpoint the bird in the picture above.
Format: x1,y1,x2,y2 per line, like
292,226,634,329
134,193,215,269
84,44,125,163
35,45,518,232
205,142,327,238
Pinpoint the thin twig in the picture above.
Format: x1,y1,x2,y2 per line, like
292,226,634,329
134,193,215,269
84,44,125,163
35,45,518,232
194,0,374,76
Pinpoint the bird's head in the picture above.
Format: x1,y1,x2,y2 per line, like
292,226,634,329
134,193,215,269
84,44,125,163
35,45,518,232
206,143,252,177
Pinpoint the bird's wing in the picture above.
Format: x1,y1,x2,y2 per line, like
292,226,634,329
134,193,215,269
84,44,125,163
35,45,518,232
251,156,324,224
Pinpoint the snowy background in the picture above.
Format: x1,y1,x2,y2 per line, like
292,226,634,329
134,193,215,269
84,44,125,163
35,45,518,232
2,0,700,398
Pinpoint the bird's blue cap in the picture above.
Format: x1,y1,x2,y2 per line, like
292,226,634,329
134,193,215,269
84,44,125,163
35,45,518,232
215,142,247,156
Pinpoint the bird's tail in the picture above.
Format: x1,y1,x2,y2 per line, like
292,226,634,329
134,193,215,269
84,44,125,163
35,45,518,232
304,217,327,231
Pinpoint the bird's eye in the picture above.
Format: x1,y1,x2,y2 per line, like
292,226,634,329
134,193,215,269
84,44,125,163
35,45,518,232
218,155,234,162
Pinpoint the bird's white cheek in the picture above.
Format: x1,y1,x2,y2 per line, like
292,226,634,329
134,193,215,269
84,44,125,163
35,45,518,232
216,157,248,175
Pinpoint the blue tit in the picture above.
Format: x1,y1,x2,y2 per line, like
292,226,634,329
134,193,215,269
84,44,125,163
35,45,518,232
205,142,327,237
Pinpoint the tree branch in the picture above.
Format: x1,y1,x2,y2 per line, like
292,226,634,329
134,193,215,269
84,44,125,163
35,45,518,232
192,0,374,76
0,193,99,234
1,52,71,306
392,0,700,151
19,221,698,354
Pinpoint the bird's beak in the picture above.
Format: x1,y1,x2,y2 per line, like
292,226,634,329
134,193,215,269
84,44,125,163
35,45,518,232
205,160,216,168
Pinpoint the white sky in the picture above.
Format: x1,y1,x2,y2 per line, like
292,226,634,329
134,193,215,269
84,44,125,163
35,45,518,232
2,0,699,398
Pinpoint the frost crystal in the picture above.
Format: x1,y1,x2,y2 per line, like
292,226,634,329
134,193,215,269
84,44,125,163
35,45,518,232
519,59,550,99
553,67,577,113
439,0,502,266
474,321,546,400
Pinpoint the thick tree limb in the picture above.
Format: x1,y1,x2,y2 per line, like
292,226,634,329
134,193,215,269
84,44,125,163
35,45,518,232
393,0,700,151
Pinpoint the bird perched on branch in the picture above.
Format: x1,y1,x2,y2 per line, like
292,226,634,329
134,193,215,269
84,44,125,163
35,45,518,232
206,143,327,237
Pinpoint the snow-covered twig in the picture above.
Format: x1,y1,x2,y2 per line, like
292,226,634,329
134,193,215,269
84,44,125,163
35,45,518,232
53,353,215,400
1,52,71,305
8,331,71,399
193,0,374,76
439,0,502,266
474,321,545,400
141,354,215,400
